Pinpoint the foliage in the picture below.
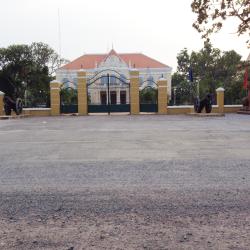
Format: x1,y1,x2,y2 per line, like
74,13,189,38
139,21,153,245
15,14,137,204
0,42,68,107
173,42,244,104
61,88,78,105
171,73,196,105
140,87,157,103
191,0,250,47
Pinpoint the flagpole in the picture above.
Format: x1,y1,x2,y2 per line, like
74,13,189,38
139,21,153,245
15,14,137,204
243,66,248,96
197,79,199,98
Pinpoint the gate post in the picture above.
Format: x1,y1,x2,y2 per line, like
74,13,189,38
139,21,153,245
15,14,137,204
77,70,88,115
216,87,225,113
0,91,4,116
157,78,168,114
130,69,140,115
50,80,61,116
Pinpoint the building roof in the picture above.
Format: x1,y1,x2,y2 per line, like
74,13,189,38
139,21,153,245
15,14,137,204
60,50,169,70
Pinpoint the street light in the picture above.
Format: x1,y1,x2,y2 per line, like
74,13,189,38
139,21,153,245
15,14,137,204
22,81,27,107
173,87,177,106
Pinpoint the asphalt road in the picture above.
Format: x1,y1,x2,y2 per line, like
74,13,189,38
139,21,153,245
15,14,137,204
0,114,250,249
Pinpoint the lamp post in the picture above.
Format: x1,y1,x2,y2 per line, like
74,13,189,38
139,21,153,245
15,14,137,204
197,80,200,98
173,87,177,106
22,81,27,107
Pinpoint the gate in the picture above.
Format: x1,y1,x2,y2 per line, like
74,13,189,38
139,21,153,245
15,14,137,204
60,85,78,114
140,80,158,112
87,70,130,114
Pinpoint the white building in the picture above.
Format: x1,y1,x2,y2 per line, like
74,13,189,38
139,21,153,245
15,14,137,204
56,49,172,104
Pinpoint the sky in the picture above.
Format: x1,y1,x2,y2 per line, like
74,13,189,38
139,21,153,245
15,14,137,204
0,0,249,71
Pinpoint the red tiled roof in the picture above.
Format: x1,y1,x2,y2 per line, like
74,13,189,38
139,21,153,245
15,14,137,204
60,50,169,70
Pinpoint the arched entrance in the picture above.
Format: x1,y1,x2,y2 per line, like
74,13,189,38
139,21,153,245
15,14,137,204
60,83,78,114
139,80,158,113
87,69,130,114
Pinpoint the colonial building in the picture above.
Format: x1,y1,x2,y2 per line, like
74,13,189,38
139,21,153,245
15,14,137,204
56,49,172,104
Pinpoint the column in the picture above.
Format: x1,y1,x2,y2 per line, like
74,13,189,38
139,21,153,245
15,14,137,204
216,87,225,113
117,89,120,104
77,70,88,115
130,69,140,115
0,91,4,116
157,78,168,114
50,80,61,116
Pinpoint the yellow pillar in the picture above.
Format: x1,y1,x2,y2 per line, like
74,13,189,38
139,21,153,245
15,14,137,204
130,69,140,115
216,87,225,113
157,78,168,114
77,70,88,115
50,80,61,116
0,91,4,116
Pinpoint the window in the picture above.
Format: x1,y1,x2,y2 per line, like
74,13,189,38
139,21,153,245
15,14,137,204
62,78,69,85
139,77,144,86
101,76,108,85
120,91,127,104
147,76,154,86
110,75,116,85
100,91,107,104
119,74,127,86
73,78,77,88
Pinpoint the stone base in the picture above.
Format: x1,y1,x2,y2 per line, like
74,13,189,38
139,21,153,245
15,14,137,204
237,110,250,115
187,113,225,117
61,113,79,116
0,114,30,120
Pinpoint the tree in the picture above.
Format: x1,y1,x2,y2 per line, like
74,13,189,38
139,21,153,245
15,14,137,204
140,88,157,104
173,43,243,104
191,0,250,47
171,72,196,105
61,88,77,105
0,42,68,107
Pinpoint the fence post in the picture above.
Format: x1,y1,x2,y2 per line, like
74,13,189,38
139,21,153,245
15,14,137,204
157,78,168,114
216,87,225,114
50,80,61,116
130,69,140,115
0,91,4,116
77,70,88,115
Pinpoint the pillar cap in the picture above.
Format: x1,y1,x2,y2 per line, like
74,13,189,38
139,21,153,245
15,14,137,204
50,80,60,84
77,70,87,77
216,87,225,92
130,68,139,72
0,91,4,96
158,77,167,81
50,80,61,88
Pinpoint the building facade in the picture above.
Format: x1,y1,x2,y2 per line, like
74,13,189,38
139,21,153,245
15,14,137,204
56,49,172,104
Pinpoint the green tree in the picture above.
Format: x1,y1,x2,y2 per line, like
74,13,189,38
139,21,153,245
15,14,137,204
140,88,157,104
171,72,196,105
60,88,78,105
0,42,68,107
191,0,250,47
173,43,244,104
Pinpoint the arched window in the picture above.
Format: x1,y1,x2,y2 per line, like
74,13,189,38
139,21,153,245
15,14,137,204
110,74,116,85
120,74,127,86
62,78,69,84
147,76,154,86
101,76,108,85
73,78,77,88
139,77,144,86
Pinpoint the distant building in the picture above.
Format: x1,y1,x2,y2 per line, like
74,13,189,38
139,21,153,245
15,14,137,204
56,49,172,104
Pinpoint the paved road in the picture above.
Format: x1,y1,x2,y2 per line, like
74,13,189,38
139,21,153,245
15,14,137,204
0,114,250,249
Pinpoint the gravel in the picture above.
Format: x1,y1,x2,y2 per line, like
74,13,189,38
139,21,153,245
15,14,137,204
0,114,250,249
